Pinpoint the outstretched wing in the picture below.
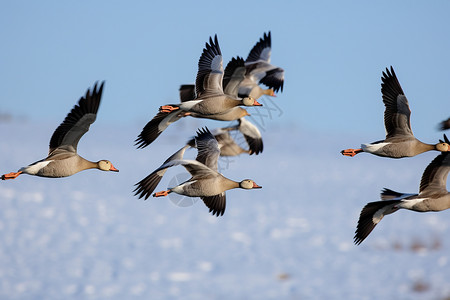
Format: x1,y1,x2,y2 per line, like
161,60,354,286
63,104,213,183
244,32,284,93
419,150,450,194
257,65,285,93
201,193,226,217
49,82,103,154
195,35,224,98
223,56,246,98
246,31,272,63
134,145,190,200
195,127,220,171
238,117,263,155
354,200,401,245
135,110,183,149
381,66,413,139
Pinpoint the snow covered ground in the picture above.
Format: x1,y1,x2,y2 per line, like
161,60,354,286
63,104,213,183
1,114,450,300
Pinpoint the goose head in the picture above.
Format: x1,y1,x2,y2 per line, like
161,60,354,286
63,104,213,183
437,134,450,152
239,179,262,189
242,96,263,107
98,160,119,172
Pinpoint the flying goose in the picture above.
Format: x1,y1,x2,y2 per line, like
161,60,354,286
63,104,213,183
171,57,252,124
134,127,261,216
176,57,263,155
239,31,284,98
354,136,450,245
341,67,449,158
1,82,119,180
133,120,262,200
135,35,262,149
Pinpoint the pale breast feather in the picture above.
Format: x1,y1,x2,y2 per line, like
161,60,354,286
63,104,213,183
180,100,203,111
361,142,390,153
20,160,53,175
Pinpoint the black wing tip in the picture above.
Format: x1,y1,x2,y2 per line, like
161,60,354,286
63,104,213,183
381,65,405,98
81,80,105,106
264,31,271,47
353,235,365,246
135,125,162,149
205,34,221,56
275,80,284,93
246,31,272,62
380,187,398,195
354,215,373,245
195,126,214,140
134,135,149,149
133,173,162,200
224,57,243,74
234,56,245,64
202,194,226,217
86,81,105,102
353,200,399,245
381,66,395,80
134,110,174,149
354,202,376,245
208,201,225,217
209,208,225,217
94,80,105,92
134,129,156,149
260,31,271,46
258,67,284,92
247,138,264,155
382,65,400,84
226,56,245,68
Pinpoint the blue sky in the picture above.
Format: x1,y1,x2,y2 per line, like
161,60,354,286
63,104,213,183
2,1,450,139
1,3,450,298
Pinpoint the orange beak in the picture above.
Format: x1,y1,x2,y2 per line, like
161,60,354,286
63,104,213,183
110,164,119,172
253,100,263,106
253,182,262,189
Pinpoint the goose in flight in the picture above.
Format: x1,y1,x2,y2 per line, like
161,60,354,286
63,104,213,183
1,82,119,180
135,35,262,149
239,31,284,99
134,127,261,216
341,67,449,158
354,135,450,245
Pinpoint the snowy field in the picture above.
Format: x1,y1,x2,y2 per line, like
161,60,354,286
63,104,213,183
1,112,450,300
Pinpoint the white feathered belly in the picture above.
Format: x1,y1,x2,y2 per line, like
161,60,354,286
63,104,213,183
21,159,81,178
171,179,226,197
362,142,413,158
361,142,390,154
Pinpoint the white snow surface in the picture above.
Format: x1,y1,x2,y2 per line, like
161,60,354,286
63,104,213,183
0,119,450,300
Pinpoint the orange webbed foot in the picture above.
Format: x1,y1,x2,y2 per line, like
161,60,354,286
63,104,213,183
159,105,180,113
1,171,22,180
153,190,170,197
341,149,362,157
